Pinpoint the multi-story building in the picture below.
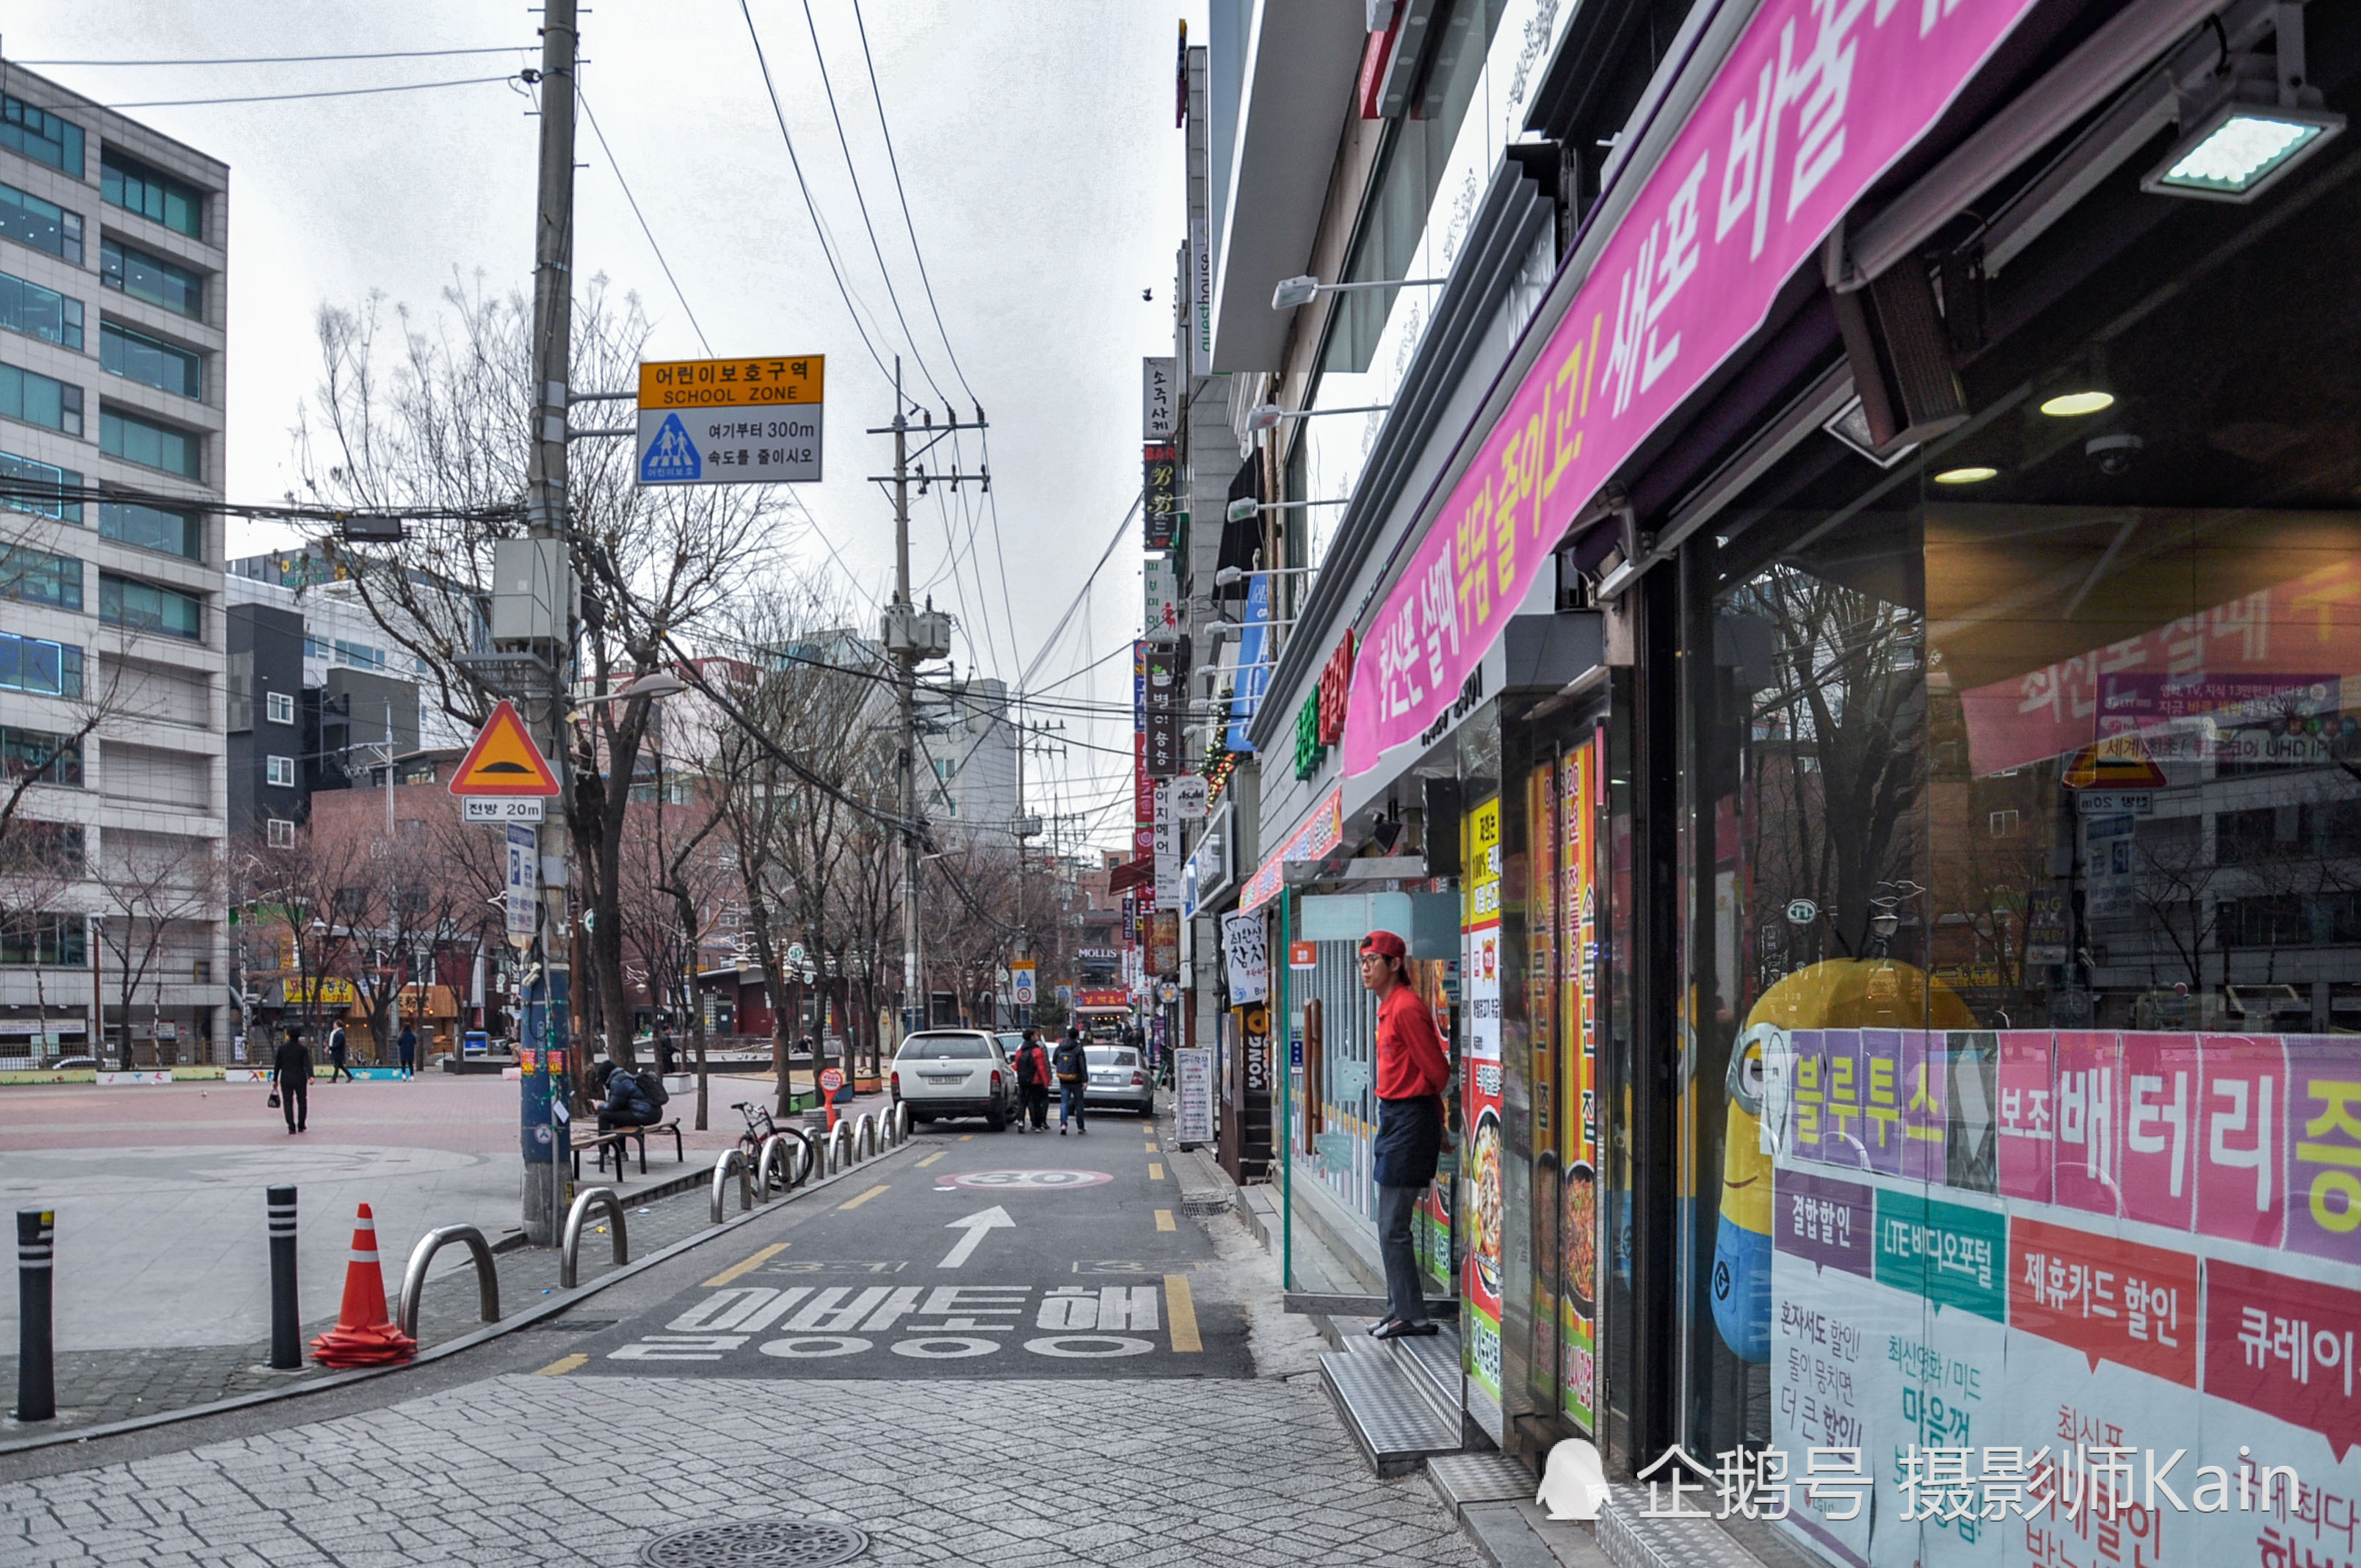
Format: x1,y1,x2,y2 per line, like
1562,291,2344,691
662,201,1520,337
0,68,230,1066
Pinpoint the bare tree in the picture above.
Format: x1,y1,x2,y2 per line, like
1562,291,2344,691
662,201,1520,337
291,274,795,1071
94,832,219,1069
0,822,88,1064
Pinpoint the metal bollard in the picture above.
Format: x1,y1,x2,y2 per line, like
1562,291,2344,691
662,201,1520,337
15,1208,55,1422
266,1185,300,1371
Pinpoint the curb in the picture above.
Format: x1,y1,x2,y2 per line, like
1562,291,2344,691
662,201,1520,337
0,1137,918,1456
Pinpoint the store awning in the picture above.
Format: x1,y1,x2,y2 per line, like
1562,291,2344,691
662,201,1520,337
1340,0,2048,780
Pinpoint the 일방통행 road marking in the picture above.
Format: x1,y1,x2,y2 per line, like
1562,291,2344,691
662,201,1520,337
703,1242,789,1288
1155,1209,1176,1232
1148,1162,1164,1181
915,1151,946,1167
1164,1274,1201,1352
535,1353,590,1376
838,1185,890,1211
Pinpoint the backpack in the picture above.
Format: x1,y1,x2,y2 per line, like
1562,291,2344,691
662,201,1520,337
637,1067,670,1108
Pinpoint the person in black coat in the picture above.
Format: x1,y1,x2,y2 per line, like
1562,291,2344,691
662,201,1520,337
1051,1031,1089,1135
597,1064,660,1132
272,1028,313,1134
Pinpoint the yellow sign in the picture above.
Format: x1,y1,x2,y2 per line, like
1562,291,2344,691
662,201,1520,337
637,355,824,410
288,977,356,1006
2062,733,2166,789
448,699,562,798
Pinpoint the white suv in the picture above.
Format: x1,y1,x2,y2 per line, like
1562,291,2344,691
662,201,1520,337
890,1031,1012,1130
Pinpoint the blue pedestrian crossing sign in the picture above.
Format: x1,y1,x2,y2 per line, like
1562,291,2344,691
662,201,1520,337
639,413,701,483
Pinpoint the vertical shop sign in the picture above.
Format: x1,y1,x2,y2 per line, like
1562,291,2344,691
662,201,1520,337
1144,442,1179,552
1225,573,1274,752
1133,641,1155,861
1559,738,1600,1431
1144,640,1183,778
1341,0,2050,777
1462,794,1505,1429
1222,911,1267,1006
1141,356,1175,440
1176,1047,1214,1144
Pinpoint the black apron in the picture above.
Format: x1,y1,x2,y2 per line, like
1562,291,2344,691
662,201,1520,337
1373,1094,1444,1188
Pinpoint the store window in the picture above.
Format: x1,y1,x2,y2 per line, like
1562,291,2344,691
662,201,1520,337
1675,66,2361,1567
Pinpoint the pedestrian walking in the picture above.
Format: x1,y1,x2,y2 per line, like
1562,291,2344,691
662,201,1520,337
1360,930,1449,1340
1051,1028,1089,1136
1013,1028,1051,1133
396,1023,418,1079
327,1023,354,1083
272,1028,312,1135
654,1020,676,1078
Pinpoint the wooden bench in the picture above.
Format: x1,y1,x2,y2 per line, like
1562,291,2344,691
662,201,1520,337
573,1119,683,1180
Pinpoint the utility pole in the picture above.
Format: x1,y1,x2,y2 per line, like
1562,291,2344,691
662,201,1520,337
520,0,577,1246
868,363,986,1042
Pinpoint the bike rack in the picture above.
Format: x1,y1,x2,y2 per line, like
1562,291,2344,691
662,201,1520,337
853,1113,877,1161
711,1147,752,1223
755,1133,799,1200
893,1100,912,1142
395,1224,501,1340
874,1106,896,1150
559,1187,627,1289
827,1120,853,1174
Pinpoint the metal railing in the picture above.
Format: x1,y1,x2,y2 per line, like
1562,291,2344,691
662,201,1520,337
755,1133,806,1200
853,1113,877,1161
893,1100,912,1143
826,1121,852,1175
711,1147,752,1223
559,1187,627,1288
396,1224,501,1340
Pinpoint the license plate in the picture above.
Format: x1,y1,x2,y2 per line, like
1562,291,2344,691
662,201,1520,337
919,1073,966,1085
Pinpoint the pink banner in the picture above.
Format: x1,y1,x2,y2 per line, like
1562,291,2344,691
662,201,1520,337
1343,0,2043,775
1236,787,1343,915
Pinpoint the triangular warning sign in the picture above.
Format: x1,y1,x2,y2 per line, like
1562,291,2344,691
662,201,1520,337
448,700,562,797
2062,733,2167,789
639,412,701,483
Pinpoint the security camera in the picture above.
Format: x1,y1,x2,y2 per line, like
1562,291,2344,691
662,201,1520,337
2086,432,2142,475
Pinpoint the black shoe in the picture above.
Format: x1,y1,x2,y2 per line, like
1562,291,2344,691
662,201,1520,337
1078,1125,1087,1135
1374,1318,1439,1340
1366,1315,1400,1337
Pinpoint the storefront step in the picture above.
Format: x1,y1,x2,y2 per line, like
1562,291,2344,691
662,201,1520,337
1426,1450,1534,1517
1319,1341,1468,1478
1596,1484,1771,1568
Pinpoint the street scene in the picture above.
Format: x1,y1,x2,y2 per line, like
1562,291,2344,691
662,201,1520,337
4,2,2361,1567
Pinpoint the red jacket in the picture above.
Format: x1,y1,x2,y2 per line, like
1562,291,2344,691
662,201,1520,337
1376,983,1448,1100
1015,1043,1051,1087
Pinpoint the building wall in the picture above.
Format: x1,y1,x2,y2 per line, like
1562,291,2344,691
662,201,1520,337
226,600,302,840
0,68,230,1064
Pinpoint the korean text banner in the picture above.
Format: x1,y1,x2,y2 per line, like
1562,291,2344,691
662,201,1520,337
1342,0,2042,776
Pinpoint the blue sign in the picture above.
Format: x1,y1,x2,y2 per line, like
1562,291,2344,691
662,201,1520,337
1225,573,1273,752
639,412,701,482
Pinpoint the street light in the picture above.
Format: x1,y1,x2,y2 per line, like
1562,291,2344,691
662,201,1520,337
1225,496,1346,524
1212,564,1318,587
1246,402,1391,435
570,669,687,710
1270,273,1445,310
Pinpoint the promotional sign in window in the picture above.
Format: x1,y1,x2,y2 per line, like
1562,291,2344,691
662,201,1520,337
1559,739,1600,1432
1462,794,1504,1429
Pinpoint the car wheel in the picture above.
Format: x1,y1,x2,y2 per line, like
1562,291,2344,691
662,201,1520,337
985,1105,1008,1131
915,1112,936,1125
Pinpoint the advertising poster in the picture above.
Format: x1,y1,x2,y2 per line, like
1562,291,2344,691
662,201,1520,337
1560,738,1600,1431
1462,794,1505,1427
1767,1026,2361,1568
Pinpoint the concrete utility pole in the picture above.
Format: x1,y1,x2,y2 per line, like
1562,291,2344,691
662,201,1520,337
868,361,985,1041
521,0,577,1246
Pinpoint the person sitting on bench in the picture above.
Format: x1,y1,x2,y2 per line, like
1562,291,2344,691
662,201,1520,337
596,1064,661,1134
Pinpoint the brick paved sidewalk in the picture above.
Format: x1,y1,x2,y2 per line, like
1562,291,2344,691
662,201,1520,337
0,1372,1481,1567
0,1177,728,1437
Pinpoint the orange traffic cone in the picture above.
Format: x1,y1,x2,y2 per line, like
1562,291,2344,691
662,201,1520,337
309,1202,416,1367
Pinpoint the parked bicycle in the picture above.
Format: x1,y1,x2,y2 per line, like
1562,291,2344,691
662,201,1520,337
732,1100,780,1164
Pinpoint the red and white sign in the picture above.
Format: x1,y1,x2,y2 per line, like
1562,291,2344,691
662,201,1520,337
819,1067,844,1093
1343,0,2045,776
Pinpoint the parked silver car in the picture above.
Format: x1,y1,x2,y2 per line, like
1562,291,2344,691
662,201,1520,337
890,1030,1012,1130
1082,1044,1154,1117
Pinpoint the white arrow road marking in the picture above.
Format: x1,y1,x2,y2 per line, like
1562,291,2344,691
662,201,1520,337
938,1205,1016,1269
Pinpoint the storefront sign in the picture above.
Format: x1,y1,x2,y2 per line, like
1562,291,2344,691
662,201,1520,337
1236,786,1343,915
1143,441,1179,553
1462,794,1506,1431
1222,911,1267,1005
1175,1046,1214,1145
1225,573,1274,753
1342,0,2045,778
1144,641,1183,778
1141,356,1175,441
1288,940,1318,970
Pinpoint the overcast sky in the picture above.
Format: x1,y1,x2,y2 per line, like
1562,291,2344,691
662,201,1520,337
11,0,1200,843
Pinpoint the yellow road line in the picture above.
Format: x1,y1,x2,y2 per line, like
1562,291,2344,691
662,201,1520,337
1148,1162,1165,1181
1155,1208,1176,1232
1145,1142,1159,1152
1164,1273,1201,1352
535,1353,589,1376
915,1150,946,1167
838,1183,890,1210
959,1133,973,1141
701,1242,788,1288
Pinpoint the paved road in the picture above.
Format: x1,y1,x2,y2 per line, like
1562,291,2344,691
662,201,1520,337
0,1111,1484,1567
570,1111,1251,1380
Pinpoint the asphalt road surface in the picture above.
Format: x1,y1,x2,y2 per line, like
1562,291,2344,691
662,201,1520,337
565,1111,1251,1381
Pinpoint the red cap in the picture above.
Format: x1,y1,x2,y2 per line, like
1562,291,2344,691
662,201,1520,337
1360,929,1407,959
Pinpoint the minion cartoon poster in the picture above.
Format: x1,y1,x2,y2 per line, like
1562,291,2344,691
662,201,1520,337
1462,794,1504,1418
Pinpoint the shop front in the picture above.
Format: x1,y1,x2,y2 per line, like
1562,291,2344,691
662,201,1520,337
1319,0,2361,1557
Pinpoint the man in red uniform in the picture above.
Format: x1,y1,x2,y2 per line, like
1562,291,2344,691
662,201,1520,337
1360,929,1449,1339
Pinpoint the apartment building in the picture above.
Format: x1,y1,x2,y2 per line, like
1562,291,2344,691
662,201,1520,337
0,68,230,1066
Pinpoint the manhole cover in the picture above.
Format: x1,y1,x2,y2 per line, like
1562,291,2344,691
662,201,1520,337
640,1519,868,1567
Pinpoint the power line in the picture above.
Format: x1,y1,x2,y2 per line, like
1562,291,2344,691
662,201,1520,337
17,46,526,67
737,0,894,387
104,73,521,109
577,87,712,356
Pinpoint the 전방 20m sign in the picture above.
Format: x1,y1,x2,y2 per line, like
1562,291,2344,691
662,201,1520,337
637,355,824,485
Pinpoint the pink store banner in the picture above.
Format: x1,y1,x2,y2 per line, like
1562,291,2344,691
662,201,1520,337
1343,0,2044,777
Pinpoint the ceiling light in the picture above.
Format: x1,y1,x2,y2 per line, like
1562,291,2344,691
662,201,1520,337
2143,103,2343,203
2039,391,2114,418
1933,465,1999,485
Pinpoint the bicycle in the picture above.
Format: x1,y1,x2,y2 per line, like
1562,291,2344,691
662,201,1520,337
732,1100,780,1164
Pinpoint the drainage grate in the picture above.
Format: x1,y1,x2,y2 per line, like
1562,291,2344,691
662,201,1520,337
640,1520,868,1568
